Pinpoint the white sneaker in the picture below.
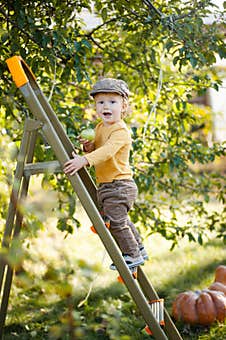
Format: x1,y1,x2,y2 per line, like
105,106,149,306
110,254,144,270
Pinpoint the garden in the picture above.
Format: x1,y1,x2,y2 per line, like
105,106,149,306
2,199,226,339
0,1,226,339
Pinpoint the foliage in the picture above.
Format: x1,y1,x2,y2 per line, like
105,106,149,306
0,1,226,245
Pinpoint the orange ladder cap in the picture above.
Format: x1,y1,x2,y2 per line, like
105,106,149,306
6,56,36,88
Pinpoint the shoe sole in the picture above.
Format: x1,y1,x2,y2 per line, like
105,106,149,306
110,259,144,271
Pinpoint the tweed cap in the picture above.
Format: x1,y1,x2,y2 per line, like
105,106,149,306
90,78,130,98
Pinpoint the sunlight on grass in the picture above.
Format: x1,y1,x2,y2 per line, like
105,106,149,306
3,176,225,339
9,201,225,310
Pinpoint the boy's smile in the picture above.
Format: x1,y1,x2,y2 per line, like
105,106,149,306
94,93,125,126
103,111,112,117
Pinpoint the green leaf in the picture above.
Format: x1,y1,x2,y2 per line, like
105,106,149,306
198,234,203,245
165,40,174,51
76,68,83,83
189,57,197,68
74,41,81,52
81,39,92,49
218,45,226,59
173,56,179,65
101,7,108,21
187,233,196,242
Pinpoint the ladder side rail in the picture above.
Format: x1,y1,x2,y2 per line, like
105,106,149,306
0,119,34,290
19,83,168,340
0,123,37,338
137,268,183,340
0,172,31,338
0,266,14,339
13,125,37,238
1,119,35,247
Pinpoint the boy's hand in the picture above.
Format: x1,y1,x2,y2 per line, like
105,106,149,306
79,137,95,153
64,152,89,176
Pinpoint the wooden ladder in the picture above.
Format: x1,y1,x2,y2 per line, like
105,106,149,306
0,56,183,340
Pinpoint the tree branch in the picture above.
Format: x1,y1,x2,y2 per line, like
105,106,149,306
142,0,163,18
87,35,140,72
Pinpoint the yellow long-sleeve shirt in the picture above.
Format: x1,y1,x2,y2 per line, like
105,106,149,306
85,120,133,184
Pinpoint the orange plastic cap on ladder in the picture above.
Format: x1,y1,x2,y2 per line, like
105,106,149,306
6,56,36,88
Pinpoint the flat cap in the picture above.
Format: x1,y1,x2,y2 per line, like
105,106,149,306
90,78,130,98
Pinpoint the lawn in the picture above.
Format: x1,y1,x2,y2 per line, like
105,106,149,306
2,202,226,340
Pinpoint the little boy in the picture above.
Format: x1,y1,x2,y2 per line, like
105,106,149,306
64,78,148,270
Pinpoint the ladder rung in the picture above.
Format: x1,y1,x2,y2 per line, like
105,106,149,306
24,161,61,176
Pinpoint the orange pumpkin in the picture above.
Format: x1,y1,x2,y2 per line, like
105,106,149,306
209,282,226,295
172,289,226,325
214,265,226,285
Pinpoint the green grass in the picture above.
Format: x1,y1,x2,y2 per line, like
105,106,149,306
2,205,226,340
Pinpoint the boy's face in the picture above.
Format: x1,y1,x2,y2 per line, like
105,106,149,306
94,92,126,126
